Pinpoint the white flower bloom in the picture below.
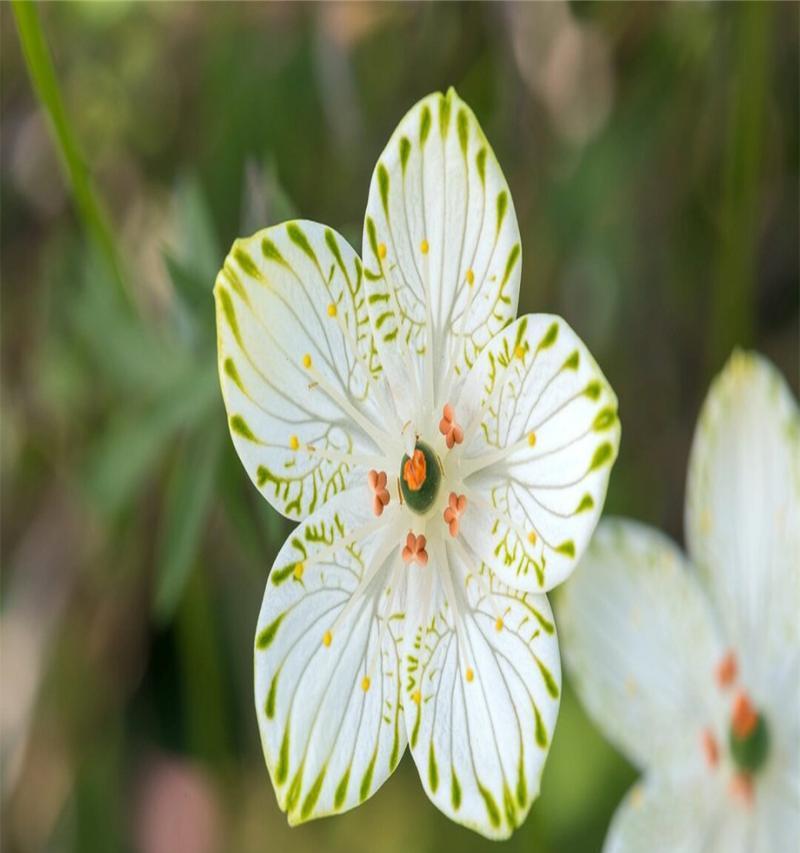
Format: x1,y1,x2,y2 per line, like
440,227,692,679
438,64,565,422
559,351,800,852
215,89,620,838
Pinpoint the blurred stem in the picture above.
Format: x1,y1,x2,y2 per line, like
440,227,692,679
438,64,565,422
710,3,770,369
12,0,130,306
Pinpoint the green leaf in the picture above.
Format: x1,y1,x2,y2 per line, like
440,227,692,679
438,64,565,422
153,421,224,624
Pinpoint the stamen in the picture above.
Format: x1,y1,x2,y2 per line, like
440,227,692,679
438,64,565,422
732,692,758,739
514,345,526,360
303,353,313,369
368,469,390,517
412,690,421,705
322,630,332,647
420,239,429,255
327,303,337,317
402,532,428,567
403,449,427,491
716,650,738,688
361,676,371,692
466,269,475,286
729,773,754,808
465,667,474,682
443,491,467,537
289,435,300,451
293,562,305,580
438,403,464,449
495,617,504,632
378,242,387,259
701,729,719,768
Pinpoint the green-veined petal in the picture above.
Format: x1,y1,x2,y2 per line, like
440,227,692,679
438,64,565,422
402,543,560,840
362,88,521,420
215,221,395,520
455,314,620,592
254,487,407,824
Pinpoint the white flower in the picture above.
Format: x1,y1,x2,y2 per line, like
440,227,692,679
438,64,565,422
558,351,799,852
215,89,620,838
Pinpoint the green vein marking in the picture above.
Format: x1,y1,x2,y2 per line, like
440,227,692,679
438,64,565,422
217,287,243,348
439,92,452,137
286,222,319,270
301,766,327,819
537,322,559,352
476,147,487,186
377,163,390,218
584,380,602,400
230,414,259,442
457,108,468,156
411,705,421,749
563,350,580,371
535,656,559,699
593,407,617,431
286,763,304,813
359,746,378,802
233,244,262,280
589,442,614,471
420,105,432,146
428,742,439,793
390,720,401,771
501,244,520,288
496,190,508,237
256,612,285,650
276,725,290,785
270,562,296,586
324,228,349,285
575,493,595,513
262,236,288,267
556,540,575,558
451,767,462,810
534,702,548,747
223,265,250,306
503,784,517,828
224,357,245,392
399,136,411,173
366,216,380,262
516,761,527,807
334,767,350,810
265,671,279,719
478,782,501,828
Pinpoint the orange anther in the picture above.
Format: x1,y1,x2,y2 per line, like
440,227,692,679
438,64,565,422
701,729,719,769
438,403,464,449
716,650,738,688
731,692,758,739
443,491,467,537
401,531,428,567
368,469,390,517
402,449,427,491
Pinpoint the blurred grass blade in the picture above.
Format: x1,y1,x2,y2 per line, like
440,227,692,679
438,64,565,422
154,422,224,625
12,0,129,304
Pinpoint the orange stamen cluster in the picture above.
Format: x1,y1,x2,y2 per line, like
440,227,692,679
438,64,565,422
402,532,428,566
716,650,737,688
368,469,390,517
438,404,464,449
731,691,758,739
403,449,427,491
443,492,467,537
701,729,719,768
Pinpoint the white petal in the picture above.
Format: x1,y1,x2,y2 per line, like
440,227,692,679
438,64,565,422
402,543,560,839
604,774,738,853
557,519,723,771
685,351,800,685
456,314,620,592
254,487,407,823
215,221,397,520
362,88,521,421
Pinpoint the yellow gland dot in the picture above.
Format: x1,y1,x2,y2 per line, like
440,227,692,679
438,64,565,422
302,353,312,369
514,345,526,360
412,690,421,705
327,303,337,317
495,618,504,632
528,431,537,447
378,242,387,259
289,435,300,451
361,676,371,693
420,239,429,255
323,630,332,647
466,268,475,285
293,562,304,580
527,531,537,546
466,667,475,683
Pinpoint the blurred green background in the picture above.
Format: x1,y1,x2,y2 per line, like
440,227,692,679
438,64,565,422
1,2,797,852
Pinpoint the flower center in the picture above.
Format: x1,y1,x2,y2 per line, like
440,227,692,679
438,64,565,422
400,440,442,514
728,691,769,774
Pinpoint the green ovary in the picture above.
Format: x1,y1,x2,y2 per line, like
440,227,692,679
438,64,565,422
729,714,769,774
399,441,442,514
